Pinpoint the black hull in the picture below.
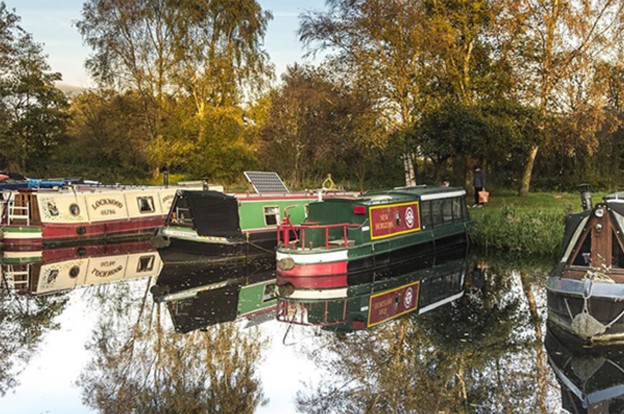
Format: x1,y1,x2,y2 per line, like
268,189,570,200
162,231,278,259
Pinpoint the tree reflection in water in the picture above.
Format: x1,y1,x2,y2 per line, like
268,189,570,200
0,289,68,396
77,279,268,413
295,257,559,413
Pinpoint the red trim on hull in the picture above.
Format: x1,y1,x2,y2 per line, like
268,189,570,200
277,261,348,277
41,240,155,263
278,273,348,289
2,216,165,246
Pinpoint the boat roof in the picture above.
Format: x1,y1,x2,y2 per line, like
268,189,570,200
323,185,466,205
605,191,624,201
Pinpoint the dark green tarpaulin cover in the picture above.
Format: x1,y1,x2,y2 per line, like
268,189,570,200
182,190,241,237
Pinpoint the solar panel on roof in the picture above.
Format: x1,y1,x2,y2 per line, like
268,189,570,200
244,171,289,193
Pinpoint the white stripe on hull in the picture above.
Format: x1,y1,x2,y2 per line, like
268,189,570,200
419,291,464,314
1,231,43,240
160,228,231,244
276,249,348,264
286,287,348,300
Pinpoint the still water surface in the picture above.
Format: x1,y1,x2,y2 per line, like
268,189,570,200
0,240,608,413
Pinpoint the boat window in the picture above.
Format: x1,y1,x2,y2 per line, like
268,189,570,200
572,234,592,266
137,255,155,272
263,283,276,302
432,200,444,226
612,231,624,268
138,196,155,213
442,199,454,223
452,198,464,221
421,201,432,228
264,206,280,226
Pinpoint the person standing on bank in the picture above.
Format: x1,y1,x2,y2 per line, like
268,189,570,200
473,166,486,207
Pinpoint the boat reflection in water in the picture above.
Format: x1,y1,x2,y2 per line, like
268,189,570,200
151,253,277,333
546,326,624,413
0,240,162,295
275,245,470,332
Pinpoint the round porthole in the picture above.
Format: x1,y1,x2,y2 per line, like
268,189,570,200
69,203,80,216
69,266,80,278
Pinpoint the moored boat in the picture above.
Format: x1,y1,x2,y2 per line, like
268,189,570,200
547,187,624,346
157,171,357,257
0,185,178,247
546,326,624,412
276,246,469,331
151,255,277,333
0,240,161,295
275,185,471,293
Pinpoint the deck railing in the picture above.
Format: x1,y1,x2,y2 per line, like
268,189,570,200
277,221,360,250
276,299,348,327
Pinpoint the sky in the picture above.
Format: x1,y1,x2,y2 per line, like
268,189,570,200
8,0,327,88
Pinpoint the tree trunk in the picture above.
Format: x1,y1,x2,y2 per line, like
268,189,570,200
518,145,539,196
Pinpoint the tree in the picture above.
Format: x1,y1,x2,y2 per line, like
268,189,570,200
506,0,624,195
299,0,430,186
0,3,68,175
256,64,386,189
77,0,273,178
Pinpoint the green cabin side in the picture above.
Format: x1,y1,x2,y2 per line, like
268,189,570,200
294,187,470,249
237,199,309,231
237,279,277,316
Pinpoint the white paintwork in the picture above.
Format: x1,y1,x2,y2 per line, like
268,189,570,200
276,249,348,264
33,187,177,224
560,216,590,263
420,190,466,201
418,291,465,314
287,287,348,300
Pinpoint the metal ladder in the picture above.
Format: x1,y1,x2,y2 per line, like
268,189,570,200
2,265,30,290
7,199,30,225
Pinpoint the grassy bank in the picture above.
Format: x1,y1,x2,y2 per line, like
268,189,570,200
468,190,604,258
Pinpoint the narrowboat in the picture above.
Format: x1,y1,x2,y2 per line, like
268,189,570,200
151,255,276,333
156,170,357,257
276,246,469,331
546,327,624,413
0,186,178,248
0,240,161,295
275,185,470,292
157,190,355,257
547,187,624,346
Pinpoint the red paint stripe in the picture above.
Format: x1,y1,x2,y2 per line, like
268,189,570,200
278,274,348,289
42,216,165,239
41,240,155,263
277,261,348,277
3,217,165,246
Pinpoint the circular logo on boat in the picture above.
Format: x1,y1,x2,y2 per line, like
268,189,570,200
405,207,415,228
404,287,414,308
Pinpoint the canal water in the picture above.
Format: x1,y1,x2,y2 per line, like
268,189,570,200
0,241,603,413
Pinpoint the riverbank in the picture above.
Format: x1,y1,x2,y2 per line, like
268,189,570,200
468,190,604,258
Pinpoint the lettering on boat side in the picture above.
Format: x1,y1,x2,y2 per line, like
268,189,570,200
369,202,421,240
368,281,420,327
91,199,124,211
91,265,124,278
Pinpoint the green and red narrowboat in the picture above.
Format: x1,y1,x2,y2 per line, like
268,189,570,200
276,247,469,331
275,186,471,292
157,189,355,257
0,186,178,248
1,240,161,295
151,255,277,333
